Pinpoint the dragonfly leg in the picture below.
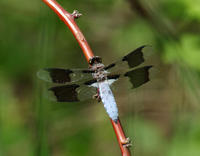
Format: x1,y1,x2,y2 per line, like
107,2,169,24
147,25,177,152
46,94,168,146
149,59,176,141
93,89,101,102
93,93,101,102
122,137,132,147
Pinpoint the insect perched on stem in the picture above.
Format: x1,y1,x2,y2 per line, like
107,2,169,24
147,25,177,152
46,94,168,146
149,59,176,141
37,45,152,122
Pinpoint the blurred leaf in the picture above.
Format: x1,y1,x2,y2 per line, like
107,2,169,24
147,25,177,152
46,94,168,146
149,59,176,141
111,20,155,54
163,34,200,70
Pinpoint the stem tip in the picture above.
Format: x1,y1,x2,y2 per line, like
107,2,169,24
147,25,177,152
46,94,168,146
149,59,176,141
71,10,82,19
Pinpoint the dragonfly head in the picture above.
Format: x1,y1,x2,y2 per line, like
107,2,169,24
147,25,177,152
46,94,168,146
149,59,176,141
89,56,102,66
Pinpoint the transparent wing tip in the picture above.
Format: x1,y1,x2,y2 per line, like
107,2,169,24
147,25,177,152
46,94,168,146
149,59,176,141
37,69,52,82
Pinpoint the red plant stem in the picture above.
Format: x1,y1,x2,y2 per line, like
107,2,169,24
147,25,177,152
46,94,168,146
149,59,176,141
43,0,94,62
42,0,131,155
111,119,131,156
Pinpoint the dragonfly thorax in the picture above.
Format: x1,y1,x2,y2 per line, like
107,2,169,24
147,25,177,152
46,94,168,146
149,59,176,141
91,63,108,82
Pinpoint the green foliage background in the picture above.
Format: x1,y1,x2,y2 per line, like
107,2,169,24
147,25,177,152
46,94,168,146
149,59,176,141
0,0,200,155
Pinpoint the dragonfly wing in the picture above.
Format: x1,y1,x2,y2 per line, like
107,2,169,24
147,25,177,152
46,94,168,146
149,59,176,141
104,45,147,72
77,85,97,101
107,65,152,89
48,83,97,102
47,66,152,102
37,68,94,84
124,65,152,88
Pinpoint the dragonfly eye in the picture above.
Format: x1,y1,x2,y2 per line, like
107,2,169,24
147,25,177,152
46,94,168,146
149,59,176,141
89,56,102,65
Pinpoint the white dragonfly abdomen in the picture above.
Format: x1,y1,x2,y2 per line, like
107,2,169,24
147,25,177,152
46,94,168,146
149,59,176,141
98,81,118,122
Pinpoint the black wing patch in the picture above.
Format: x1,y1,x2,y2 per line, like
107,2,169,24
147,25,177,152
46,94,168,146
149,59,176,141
84,79,97,86
83,74,121,86
104,63,116,71
48,84,97,102
104,45,146,71
107,74,120,80
49,84,80,102
124,66,152,88
122,45,145,68
37,68,94,84
46,68,72,83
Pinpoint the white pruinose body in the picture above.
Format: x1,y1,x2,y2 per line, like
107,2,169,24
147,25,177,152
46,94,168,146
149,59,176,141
90,62,119,122
97,80,118,122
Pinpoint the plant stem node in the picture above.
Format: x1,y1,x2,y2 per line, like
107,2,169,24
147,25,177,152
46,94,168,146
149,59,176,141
71,10,82,19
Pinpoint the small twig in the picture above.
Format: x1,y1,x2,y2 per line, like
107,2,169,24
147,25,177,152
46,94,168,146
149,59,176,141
42,0,131,155
43,0,94,61
71,10,82,19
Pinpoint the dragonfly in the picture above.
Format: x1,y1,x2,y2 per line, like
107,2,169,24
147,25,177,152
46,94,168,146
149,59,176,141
37,45,152,122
